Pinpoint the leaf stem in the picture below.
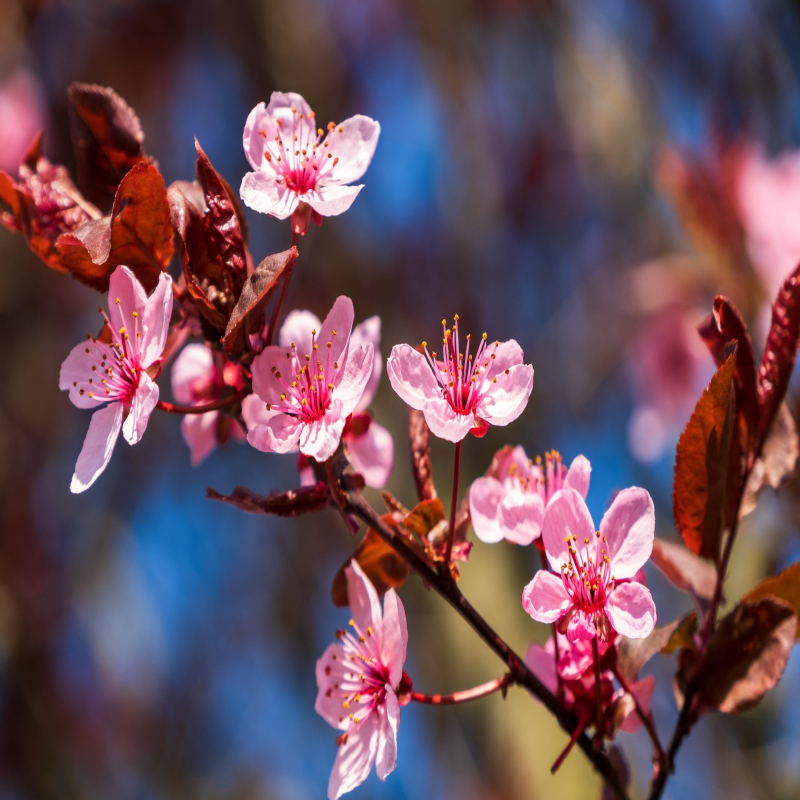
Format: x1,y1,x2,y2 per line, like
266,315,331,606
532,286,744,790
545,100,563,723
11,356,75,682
411,674,510,705
444,440,462,565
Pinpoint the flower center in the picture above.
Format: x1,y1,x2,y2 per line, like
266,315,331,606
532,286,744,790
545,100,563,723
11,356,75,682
560,530,615,614
266,327,342,423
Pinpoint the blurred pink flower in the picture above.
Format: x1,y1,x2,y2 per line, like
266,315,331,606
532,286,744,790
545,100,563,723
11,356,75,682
522,487,656,642
387,316,533,443
470,448,591,545
315,560,407,800
246,296,374,462
170,344,246,466
0,68,45,174
240,91,380,221
59,266,172,492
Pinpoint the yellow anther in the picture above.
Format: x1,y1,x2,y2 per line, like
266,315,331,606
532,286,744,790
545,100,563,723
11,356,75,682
132,311,138,318
281,393,286,401
366,627,373,636
584,537,590,544
115,298,121,304
266,404,271,411
482,332,487,339
119,327,126,335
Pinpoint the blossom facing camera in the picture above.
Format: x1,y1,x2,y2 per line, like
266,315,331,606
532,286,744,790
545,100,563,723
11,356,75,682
246,296,374,462
387,315,533,443
59,266,173,492
240,91,380,224
522,487,657,642
315,560,407,800
470,448,591,545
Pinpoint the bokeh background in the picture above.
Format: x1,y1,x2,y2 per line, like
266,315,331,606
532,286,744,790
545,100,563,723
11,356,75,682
2,0,800,798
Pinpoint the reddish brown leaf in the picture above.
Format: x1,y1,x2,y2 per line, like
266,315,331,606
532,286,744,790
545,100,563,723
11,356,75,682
67,82,147,209
673,348,736,561
696,598,796,713
744,561,800,639
741,402,799,517
409,408,437,501
331,525,409,608
57,162,173,292
650,537,717,601
617,614,693,683
403,498,446,540
758,262,800,445
661,612,698,655
206,483,330,516
222,247,298,357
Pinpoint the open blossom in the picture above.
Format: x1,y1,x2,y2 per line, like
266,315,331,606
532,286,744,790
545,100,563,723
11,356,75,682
59,266,172,492
240,91,380,221
470,448,591,545
387,315,533,443
315,560,407,800
170,344,246,466
246,296,374,462
522,487,657,642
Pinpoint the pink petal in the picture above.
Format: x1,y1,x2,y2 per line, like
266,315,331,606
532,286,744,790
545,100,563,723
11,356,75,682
479,363,534,426
242,101,269,171
499,490,545,545
314,642,348,729
375,688,400,781
240,393,272,431
181,412,219,466
484,339,525,380
521,571,571,623
605,582,657,639
107,265,147,336
250,346,291,405
60,339,116,409
70,402,124,493
563,455,591,500
346,559,383,637
335,343,374,418
122,371,159,445
171,344,215,405
319,296,355,370
246,412,302,454
243,93,315,172
351,316,382,411
387,344,440,411
305,183,363,217
140,271,173,368
468,476,506,544
278,309,321,355
565,610,596,642
541,488,596,570
298,403,347,461
322,115,381,186
524,642,559,696
422,398,475,442
380,590,408,688
240,170,297,219
346,421,394,489
599,487,655,579
327,714,379,800
619,675,656,734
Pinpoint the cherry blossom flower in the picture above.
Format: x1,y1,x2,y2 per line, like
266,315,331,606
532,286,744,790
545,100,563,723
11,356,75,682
59,266,172,492
387,315,533,443
315,560,407,800
246,296,374,463
522,487,657,642
470,448,591,545
170,344,246,466
240,91,380,223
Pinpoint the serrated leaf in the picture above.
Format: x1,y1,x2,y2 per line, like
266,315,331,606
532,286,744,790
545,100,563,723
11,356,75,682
744,561,800,639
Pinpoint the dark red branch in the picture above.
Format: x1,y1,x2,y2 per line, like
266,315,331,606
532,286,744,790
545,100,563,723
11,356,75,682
445,440,462,565
411,674,510,705
156,386,248,414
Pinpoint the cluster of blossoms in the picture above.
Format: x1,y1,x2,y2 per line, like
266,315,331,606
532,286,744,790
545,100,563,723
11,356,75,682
44,88,670,799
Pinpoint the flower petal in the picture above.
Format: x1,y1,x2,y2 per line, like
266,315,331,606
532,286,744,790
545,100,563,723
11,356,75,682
122,371,159,445
346,559,383,636
250,345,291,405
107,265,147,336
422,398,475,443
618,675,656,734
387,344,440,411
328,714,379,800
171,343,215,405
240,394,272,431
524,642,559,696
565,610,596,642
240,169,297,219
319,296,355,370
70,402,124,493
323,115,381,186
181,412,219,466
305,183,363,217
483,339,525,380
605,582,657,639
521,571,571,623
351,316,382,411
499,490,545,545
279,309,321,355
381,589,408,688
479,363,533,426
246,412,302,454
563,454,591,499
315,642,348,729
375,688,400,781
346,421,394,489
60,339,116,409
468,476,506,544
299,403,347,461
140,271,173,368
599,487,655,579
336,343,374,418
541,488,596,570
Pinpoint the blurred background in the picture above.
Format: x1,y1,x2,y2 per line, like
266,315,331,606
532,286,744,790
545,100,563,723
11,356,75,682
2,0,800,798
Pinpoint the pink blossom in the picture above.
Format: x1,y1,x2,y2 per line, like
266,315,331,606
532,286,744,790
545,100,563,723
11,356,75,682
470,448,591,545
0,68,45,174
59,266,172,492
315,560,407,799
387,315,533,443
240,92,380,222
170,344,246,466
246,296,374,463
522,487,656,642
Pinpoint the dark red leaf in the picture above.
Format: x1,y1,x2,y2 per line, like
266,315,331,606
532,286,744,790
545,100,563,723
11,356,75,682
67,82,147,209
222,247,298,357
744,560,800,639
650,537,717,601
617,614,694,684
409,408,437,502
673,348,736,561
57,162,173,292
206,483,330,516
758,262,800,445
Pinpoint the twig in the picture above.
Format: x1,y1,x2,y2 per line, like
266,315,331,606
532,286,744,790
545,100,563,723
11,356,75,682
411,674,510,705
265,230,299,347
444,440,462,565
157,386,248,414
